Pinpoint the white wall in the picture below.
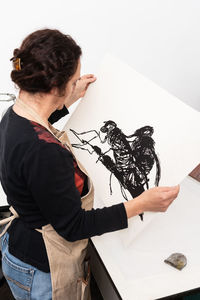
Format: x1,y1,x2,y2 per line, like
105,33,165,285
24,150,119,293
1,0,200,114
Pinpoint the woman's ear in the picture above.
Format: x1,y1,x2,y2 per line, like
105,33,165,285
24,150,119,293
50,86,59,96
50,86,66,98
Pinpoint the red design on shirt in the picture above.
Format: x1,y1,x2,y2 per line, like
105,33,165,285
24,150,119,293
30,121,66,149
30,121,86,195
73,160,86,195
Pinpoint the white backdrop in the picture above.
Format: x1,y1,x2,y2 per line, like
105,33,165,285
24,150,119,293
1,0,200,206
1,0,200,115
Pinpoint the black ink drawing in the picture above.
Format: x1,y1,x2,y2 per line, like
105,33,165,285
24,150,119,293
70,121,161,221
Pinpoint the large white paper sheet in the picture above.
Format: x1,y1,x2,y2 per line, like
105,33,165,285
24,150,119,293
64,54,200,244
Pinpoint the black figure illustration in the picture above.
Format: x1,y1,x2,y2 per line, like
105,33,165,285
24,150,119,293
70,121,161,221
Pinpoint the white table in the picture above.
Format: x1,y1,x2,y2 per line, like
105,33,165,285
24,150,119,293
1,177,199,299
90,176,200,300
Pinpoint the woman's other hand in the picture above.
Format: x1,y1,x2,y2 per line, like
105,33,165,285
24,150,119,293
65,74,96,108
124,185,180,219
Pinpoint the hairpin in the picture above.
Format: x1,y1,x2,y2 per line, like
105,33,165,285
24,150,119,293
11,57,22,71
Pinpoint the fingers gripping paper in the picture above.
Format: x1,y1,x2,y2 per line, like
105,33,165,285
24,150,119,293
63,54,200,246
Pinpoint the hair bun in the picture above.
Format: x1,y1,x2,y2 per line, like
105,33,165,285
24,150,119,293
13,48,20,57
10,29,82,94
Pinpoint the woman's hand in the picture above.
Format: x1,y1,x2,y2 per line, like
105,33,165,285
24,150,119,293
124,185,180,219
65,74,96,108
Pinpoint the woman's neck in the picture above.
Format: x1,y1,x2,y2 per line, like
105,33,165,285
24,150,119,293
13,90,64,128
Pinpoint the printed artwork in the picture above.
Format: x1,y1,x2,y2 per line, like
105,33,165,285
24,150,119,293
70,122,161,221
64,54,200,243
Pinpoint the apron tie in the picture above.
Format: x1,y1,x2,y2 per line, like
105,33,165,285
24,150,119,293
0,206,19,238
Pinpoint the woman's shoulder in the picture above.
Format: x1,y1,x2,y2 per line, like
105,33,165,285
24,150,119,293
0,105,73,165
29,121,67,151
2,106,66,148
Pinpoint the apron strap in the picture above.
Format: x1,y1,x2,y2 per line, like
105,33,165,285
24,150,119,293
16,98,87,172
16,98,63,141
0,206,19,238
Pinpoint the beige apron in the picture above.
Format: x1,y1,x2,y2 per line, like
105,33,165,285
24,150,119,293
0,98,94,300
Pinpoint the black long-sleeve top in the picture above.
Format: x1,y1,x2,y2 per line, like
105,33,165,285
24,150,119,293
0,104,128,272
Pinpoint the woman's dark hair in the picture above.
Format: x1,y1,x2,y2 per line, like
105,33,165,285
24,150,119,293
10,29,82,94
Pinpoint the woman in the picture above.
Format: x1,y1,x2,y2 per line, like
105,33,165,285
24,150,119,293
0,29,179,300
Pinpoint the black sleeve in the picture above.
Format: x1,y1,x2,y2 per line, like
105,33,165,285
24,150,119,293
48,105,69,124
23,142,128,242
